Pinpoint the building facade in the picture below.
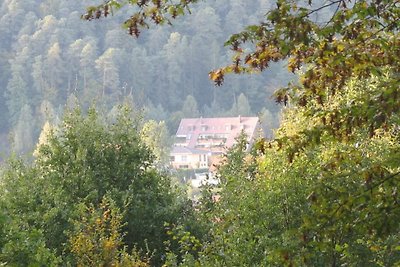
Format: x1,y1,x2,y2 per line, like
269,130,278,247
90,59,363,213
170,116,261,170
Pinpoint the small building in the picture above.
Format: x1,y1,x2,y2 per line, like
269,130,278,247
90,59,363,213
170,146,211,169
170,116,262,170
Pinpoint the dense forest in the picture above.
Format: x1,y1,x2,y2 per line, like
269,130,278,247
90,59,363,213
0,0,289,156
1,0,400,266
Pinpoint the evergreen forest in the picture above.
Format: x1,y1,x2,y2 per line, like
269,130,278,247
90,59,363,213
0,0,286,156
1,0,400,266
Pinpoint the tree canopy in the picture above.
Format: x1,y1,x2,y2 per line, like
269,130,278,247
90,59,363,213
0,107,195,265
0,0,283,155
83,0,400,265
0,0,399,265
83,0,400,150
84,0,399,120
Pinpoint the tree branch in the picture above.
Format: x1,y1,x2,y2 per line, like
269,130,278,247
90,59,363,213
329,170,400,219
301,0,343,19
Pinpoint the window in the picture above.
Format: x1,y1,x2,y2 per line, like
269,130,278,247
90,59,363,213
176,136,186,143
181,155,187,162
170,156,175,162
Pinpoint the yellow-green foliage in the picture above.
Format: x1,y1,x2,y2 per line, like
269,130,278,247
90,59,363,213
69,197,149,267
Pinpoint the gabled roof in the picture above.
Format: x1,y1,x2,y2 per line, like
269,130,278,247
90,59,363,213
175,116,261,151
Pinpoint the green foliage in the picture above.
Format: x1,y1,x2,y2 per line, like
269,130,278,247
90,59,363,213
82,0,200,37
181,95,200,118
1,0,399,266
95,48,121,101
69,196,149,266
0,106,193,265
12,104,36,154
63,0,400,265
0,225,61,266
214,0,400,138
140,120,171,164
194,4,400,264
230,93,252,116
5,71,28,126
0,159,61,266
163,223,202,266
274,97,400,265
187,134,312,266
191,78,400,266
1,0,284,153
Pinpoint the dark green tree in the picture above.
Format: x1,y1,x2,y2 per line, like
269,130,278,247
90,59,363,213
5,46,32,126
0,106,193,265
12,104,36,155
229,93,252,116
43,42,64,103
80,41,99,104
182,95,200,118
66,39,85,93
82,0,400,265
95,48,121,101
162,32,188,109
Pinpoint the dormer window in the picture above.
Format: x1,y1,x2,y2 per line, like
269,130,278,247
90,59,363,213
201,125,208,131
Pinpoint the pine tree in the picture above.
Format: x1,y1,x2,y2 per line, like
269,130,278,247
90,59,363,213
12,104,36,154
182,95,200,118
95,48,121,102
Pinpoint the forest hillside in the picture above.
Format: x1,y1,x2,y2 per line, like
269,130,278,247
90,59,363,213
0,0,291,156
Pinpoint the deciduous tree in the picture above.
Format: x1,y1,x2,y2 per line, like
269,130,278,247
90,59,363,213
0,106,193,265
82,0,400,265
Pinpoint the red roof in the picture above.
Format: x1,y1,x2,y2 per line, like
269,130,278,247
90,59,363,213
175,116,260,152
